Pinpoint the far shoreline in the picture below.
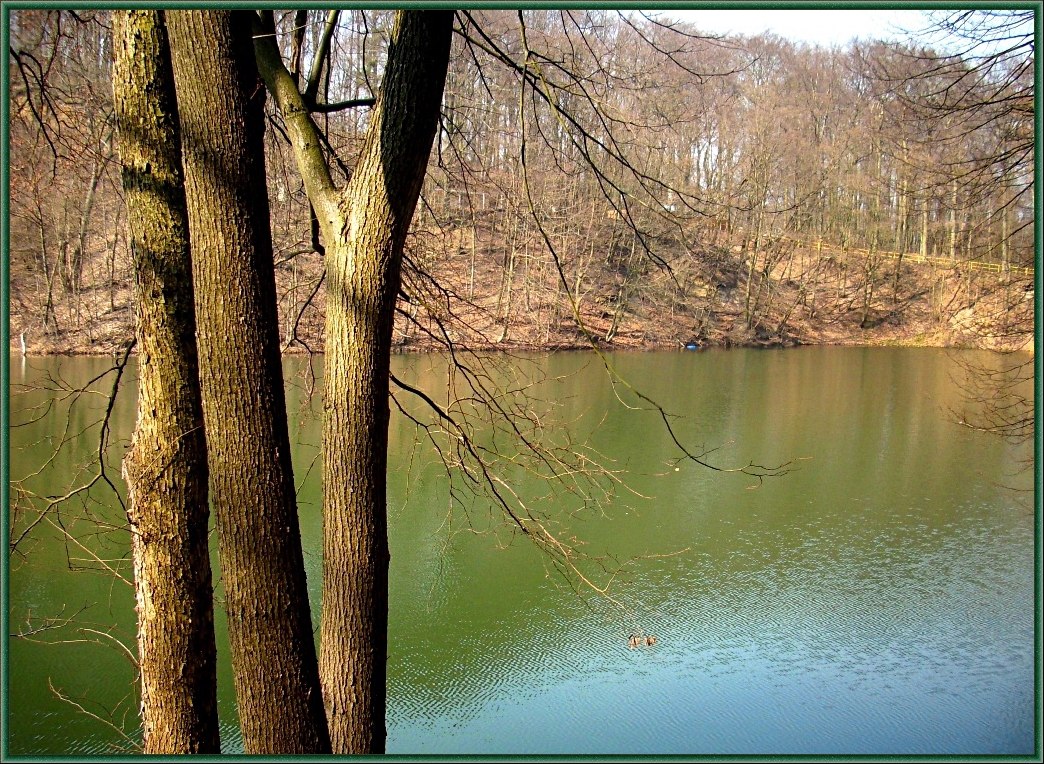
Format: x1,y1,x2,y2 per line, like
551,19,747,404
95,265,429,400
10,333,1033,359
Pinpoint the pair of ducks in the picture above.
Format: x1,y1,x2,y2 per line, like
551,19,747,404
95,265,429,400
628,634,657,648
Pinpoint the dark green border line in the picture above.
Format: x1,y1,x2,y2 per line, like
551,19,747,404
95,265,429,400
0,3,1039,763
2,2,11,764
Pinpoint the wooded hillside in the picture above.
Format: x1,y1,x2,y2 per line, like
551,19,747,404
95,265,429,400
8,10,1033,355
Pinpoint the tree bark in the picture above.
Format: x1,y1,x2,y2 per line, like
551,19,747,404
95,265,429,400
254,8,453,752
255,8,452,748
111,10,219,753
166,10,330,754
318,13,453,752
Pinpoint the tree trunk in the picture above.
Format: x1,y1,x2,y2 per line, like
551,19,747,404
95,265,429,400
744,209,763,328
66,137,112,295
108,205,121,311
468,210,477,299
318,13,453,752
254,9,452,751
166,10,330,754
920,198,929,260
1000,200,1009,271
111,10,220,753
861,233,879,328
606,230,637,342
36,201,59,332
497,242,516,343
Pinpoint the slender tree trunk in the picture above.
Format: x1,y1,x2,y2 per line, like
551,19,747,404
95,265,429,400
111,10,220,753
522,231,532,313
896,178,907,253
166,10,330,754
920,198,929,260
468,210,477,299
498,243,516,343
964,211,973,261
548,265,563,341
495,213,519,317
108,205,121,311
861,233,879,328
744,207,763,328
36,203,59,332
67,135,112,294
606,230,637,342
1000,201,1009,271
808,239,823,318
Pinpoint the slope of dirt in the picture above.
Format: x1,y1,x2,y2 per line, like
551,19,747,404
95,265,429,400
11,225,1033,357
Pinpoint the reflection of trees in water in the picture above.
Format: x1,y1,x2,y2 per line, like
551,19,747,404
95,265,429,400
950,350,1034,478
8,356,140,754
881,10,1034,476
8,349,1032,754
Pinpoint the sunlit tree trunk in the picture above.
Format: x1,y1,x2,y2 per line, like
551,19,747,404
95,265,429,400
919,196,929,260
166,10,330,753
111,9,219,753
63,144,109,295
254,9,453,751
318,14,452,751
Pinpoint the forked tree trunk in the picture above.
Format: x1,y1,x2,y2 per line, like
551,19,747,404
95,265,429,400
254,9,452,751
318,14,453,752
111,10,220,753
166,10,330,754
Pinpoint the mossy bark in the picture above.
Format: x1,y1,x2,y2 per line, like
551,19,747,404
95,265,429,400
111,9,219,753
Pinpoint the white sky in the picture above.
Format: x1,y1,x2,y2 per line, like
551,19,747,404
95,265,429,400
650,8,933,48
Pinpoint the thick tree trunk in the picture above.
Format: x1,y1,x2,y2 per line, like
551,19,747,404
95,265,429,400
166,10,330,754
318,13,453,752
111,10,220,753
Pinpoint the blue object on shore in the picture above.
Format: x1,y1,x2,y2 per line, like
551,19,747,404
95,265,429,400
684,343,698,350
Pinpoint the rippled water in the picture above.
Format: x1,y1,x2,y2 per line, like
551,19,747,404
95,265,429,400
7,348,1034,754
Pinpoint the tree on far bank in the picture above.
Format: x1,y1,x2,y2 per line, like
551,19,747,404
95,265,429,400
885,9,1034,456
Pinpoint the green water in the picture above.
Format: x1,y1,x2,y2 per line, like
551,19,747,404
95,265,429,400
6,347,1035,755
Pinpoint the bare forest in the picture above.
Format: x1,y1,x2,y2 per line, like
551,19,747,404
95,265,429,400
8,10,1034,358
6,9,1035,756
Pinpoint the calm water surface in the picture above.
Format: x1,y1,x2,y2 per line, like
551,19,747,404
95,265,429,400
6,347,1035,755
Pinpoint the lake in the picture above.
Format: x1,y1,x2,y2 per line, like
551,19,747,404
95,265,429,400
6,347,1035,755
